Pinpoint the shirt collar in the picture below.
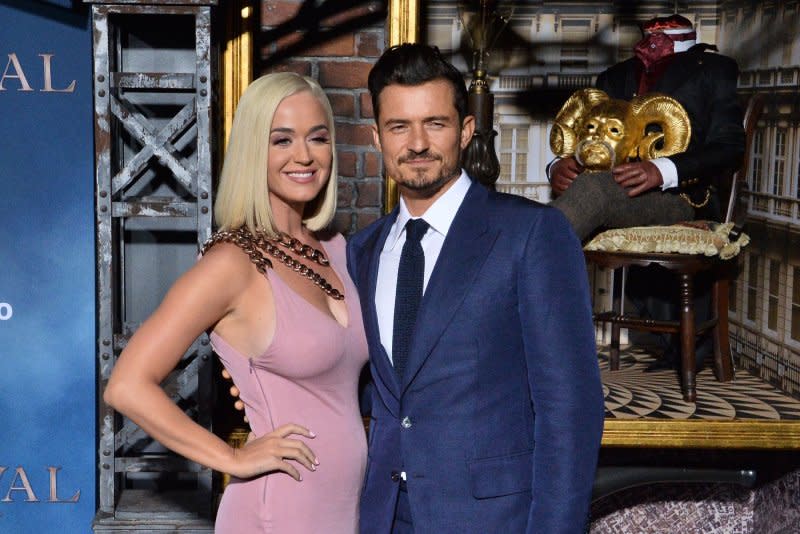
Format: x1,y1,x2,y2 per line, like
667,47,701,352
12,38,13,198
673,39,696,53
385,170,472,252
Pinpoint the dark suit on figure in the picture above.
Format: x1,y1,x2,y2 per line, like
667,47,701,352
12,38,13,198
596,43,745,213
348,177,605,534
551,44,745,241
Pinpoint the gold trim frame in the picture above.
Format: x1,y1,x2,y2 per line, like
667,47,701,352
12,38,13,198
383,0,421,212
388,0,420,45
222,0,254,148
603,419,800,449
218,0,255,490
388,1,800,450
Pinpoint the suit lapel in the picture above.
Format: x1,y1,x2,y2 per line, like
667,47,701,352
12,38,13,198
401,183,499,392
354,210,402,413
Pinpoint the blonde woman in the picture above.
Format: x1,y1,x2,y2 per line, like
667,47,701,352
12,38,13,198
105,73,368,533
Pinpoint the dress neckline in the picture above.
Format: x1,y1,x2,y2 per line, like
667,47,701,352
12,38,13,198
267,237,350,329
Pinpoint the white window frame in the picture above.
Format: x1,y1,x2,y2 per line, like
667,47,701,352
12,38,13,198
559,18,592,55
497,117,532,184
784,264,800,351
744,252,760,328
771,127,787,197
750,128,766,194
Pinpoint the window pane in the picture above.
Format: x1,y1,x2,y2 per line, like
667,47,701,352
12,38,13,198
775,129,786,157
768,296,778,330
517,128,528,146
767,260,780,330
500,127,513,151
773,161,785,196
516,157,527,183
747,256,759,321
793,267,800,303
752,157,763,192
792,268,800,340
770,260,780,294
753,130,764,154
792,304,800,340
500,153,512,178
747,288,757,320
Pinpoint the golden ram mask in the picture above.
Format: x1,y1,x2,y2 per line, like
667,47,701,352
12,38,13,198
549,88,691,171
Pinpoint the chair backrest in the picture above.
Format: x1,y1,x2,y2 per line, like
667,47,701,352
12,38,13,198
725,94,765,227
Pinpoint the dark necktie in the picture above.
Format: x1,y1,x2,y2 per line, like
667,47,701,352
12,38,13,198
392,218,430,381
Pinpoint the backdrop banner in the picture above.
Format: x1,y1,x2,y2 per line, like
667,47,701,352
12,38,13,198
0,2,95,533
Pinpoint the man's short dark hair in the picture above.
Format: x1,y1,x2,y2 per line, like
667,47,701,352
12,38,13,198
368,43,469,123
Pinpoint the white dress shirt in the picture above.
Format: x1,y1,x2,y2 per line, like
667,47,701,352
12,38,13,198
376,171,472,364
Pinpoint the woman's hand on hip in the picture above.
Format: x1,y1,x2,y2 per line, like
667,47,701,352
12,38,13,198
229,423,318,480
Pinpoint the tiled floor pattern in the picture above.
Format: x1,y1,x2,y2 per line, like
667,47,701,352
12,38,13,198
599,347,800,420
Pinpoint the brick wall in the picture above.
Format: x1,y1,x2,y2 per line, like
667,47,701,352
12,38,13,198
259,0,387,236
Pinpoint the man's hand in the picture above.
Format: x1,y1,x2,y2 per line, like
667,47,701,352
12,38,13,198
612,160,663,197
222,368,248,423
550,156,583,196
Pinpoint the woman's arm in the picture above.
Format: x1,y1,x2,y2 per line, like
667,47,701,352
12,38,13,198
104,244,318,480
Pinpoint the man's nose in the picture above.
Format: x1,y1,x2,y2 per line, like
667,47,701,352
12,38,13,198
407,124,429,152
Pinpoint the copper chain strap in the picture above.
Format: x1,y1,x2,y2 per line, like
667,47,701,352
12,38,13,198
202,227,344,300
274,233,330,266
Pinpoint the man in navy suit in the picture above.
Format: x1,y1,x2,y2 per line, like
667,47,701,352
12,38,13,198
348,43,605,534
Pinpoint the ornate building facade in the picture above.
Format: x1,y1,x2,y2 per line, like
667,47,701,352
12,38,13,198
722,0,800,398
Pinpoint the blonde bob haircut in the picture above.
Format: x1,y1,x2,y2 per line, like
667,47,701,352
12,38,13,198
214,72,338,235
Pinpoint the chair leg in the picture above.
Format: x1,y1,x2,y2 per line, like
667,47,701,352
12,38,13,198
609,267,624,371
678,273,697,402
712,279,735,382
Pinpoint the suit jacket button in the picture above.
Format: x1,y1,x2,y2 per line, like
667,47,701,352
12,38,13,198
401,416,412,429
391,471,401,482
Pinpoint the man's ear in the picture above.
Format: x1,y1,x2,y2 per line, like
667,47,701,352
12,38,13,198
371,124,382,151
460,115,476,149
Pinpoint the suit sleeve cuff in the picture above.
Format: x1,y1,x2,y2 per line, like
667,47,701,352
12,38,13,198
651,157,678,190
545,156,561,183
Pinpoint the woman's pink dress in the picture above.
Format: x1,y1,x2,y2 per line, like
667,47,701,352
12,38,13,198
212,234,368,533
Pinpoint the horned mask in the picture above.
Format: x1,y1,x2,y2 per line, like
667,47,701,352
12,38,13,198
549,88,691,171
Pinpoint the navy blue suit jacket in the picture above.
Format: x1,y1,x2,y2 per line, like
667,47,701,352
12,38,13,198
347,180,605,533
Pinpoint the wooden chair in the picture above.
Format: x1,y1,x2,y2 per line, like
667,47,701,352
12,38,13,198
585,95,763,402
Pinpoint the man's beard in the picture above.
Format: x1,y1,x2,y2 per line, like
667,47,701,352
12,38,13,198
397,150,461,198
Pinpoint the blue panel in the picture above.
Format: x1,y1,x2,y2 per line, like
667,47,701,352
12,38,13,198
0,4,95,534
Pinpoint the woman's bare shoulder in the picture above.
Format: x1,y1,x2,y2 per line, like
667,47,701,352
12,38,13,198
187,242,262,295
